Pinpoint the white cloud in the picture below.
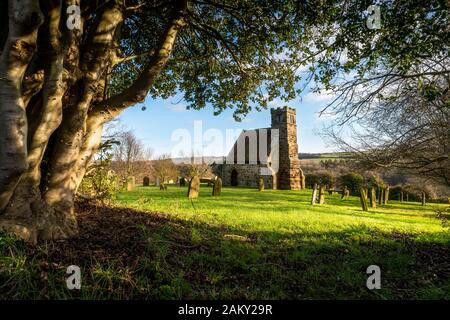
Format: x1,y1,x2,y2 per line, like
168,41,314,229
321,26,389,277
304,90,335,103
165,103,187,113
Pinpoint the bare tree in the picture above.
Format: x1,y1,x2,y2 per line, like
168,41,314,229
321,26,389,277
112,131,153,179
153,154,178,184
325,68,450,187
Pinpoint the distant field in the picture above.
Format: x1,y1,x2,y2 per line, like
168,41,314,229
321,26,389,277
1,185,449,299
299,152,353,161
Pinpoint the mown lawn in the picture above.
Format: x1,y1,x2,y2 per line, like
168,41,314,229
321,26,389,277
1,185,449,299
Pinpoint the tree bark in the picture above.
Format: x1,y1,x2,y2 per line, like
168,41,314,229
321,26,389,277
0,0,44,213
0,0,188,243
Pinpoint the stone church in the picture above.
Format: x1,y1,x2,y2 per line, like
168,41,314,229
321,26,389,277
215,106,304,190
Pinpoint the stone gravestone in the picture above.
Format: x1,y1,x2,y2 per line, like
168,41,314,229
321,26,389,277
126,176,135,191
299,168,306,189
212,177,222,196
369,187,377,208
160,183,167,191
311,183,318,205
318,185,326,204
143,176,150,187
384,186,390,205
359,187,369,211
187,175,200,199
156,177,160,187
258,177,265,191
341,186,350,200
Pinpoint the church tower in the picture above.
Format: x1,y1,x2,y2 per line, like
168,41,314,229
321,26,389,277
271,107,301,189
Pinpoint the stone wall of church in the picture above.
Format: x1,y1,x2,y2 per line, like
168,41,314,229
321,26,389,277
221,164,260,187
220,164,277,189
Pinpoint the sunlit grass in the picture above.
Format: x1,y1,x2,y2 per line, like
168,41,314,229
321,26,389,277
1,185,448,299
116,185,449,244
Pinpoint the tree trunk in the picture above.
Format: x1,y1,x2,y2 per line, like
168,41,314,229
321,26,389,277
0,0,187,243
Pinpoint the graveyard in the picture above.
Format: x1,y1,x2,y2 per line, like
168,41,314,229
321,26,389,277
2,181,448,299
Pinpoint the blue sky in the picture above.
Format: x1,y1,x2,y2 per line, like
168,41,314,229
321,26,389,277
117,87,338,158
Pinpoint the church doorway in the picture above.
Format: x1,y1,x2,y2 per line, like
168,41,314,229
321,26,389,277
231,169,238,186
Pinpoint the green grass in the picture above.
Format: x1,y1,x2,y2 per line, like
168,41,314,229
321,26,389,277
113,185,450,299
117,185,448,243
1,185,449,299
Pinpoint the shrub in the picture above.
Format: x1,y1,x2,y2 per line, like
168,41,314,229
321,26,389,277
79,140,119,201
339,172,364,195
305,174,320,188
305,172,335,189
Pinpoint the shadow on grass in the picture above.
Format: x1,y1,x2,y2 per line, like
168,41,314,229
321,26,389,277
0,202,449,300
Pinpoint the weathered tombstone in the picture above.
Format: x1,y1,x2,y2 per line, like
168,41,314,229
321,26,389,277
369,187,377,208
126,176,135,191
156,177,160,187
384,187,390,205
341,186,349,200
422,191,426,206
378,187,383,205
359,187,369,211
311,183,318,205
258,177,265,191
187,176,200,199
143,176,150,187
212,177,222,196
299,168,306,189
318,185,326,204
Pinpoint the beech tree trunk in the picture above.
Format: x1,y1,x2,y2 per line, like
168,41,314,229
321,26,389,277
0,0,187,243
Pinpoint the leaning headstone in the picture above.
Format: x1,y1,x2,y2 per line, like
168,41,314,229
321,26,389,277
126,176,135,191
369,187,377,208
318,185,326,204
311,183,318,205
187,175,200,199
212,177,222,196
384,187,390,205
258,177,265,191
359,187,369,211
143,176,150,187
378,188,386,206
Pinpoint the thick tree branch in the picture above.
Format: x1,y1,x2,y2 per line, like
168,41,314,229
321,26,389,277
92,0,188,122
